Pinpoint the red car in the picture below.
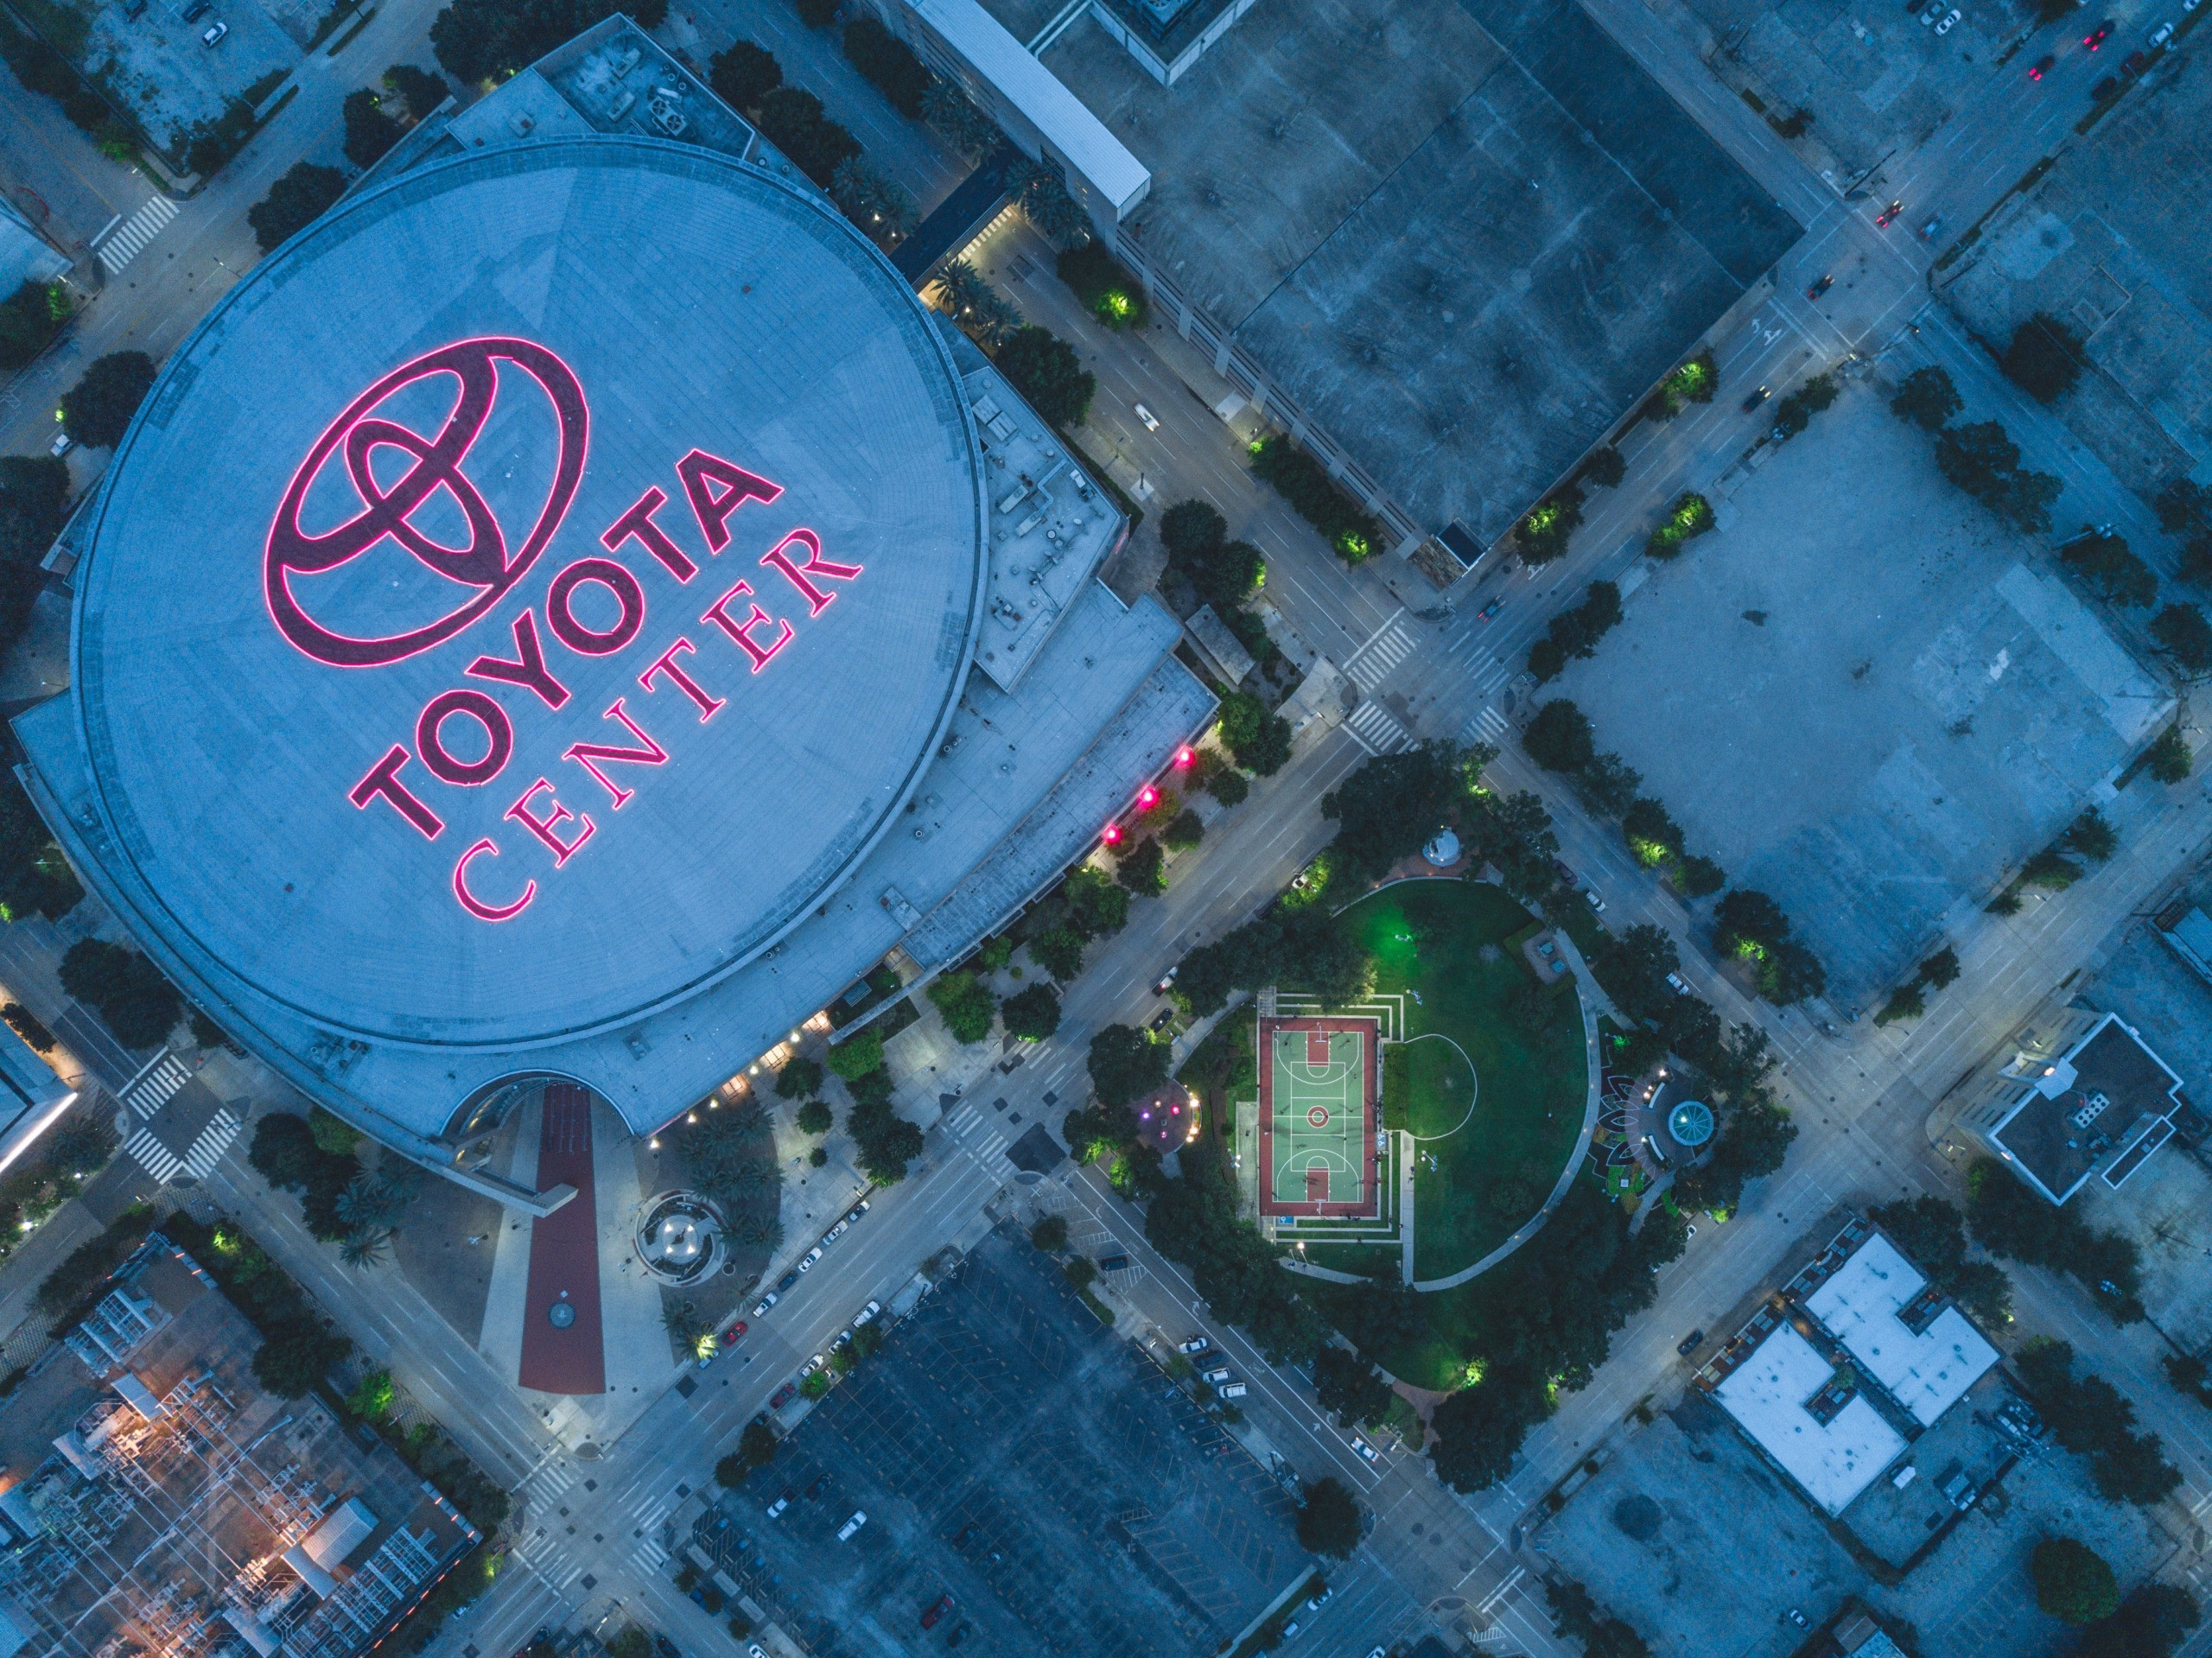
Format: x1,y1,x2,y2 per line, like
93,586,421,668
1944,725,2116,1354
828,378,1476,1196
721,1320,749,1346
769,1382,798,1408
1874,200,1903,228
921,1596,955,1630
2028,53,2055,78
2084,19,2112,48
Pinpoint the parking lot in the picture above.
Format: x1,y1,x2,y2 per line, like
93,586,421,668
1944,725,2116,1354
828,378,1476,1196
706,1225,1307,1658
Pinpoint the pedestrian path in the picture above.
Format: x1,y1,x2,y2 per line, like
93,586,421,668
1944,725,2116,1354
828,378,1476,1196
1461,705,1509,747
1344,613,1414,692
122,1050,190,1120
1344,700,1411,754
124,1125,182,1184
942,1099,1014,1171
123,1105,243,1185
96,194,178,275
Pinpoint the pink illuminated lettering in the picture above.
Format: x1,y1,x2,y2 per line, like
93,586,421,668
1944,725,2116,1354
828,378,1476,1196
702,581,792,673
639,637,726,721
601,487,698,583
676,449,781,553
759,529,862,617
453,836,536,921
466,610,570,710
349,745,445,840
416,689,514,787
546,556,646,657
505,778,596,866
563,698,669,809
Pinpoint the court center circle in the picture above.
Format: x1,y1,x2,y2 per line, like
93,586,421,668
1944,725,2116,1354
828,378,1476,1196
1307,1106,1332,1128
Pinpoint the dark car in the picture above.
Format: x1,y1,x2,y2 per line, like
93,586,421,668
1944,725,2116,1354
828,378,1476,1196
769,1382,798,1408
1149,1007,1175,1032
1097,1254,1130,1272
804,1474,829,1497
776,1269,799,1292
1676,1329,1705,1357
922,1595,956,1630
947,1624,970,1649
1740,384,1770,413
1552,859,1579,889
1873,200,1903,228
2084,19,2112,47
2121,47,2148,72
1806,273,1834,299
653,1637,680,1658
2029,52,2055,78
1475,596,1503,622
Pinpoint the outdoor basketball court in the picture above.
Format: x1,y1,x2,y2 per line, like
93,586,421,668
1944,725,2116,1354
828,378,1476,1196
1257,1015,1379,1217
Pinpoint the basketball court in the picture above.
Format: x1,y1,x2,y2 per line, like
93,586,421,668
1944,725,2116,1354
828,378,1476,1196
1257,1015,1378,1217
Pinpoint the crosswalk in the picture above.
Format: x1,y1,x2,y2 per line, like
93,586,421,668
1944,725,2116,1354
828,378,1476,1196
122,1049,190,1120
624,1484,680,1573
942,1099,1013,1169
96,194,178,275
124,1106,242,1185
1344,699,1411,754
1461,705,1509,747
1344,613,1414,693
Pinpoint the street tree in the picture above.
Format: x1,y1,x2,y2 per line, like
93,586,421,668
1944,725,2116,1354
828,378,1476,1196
1322,742,1469,880
341,89,404,167
1218,689,1293,775
59,352,157,449
2152,603,2212,673
2032,1537,2120,1624
1088,1024,1168,1108
709,39,781,110
1890,365,1961,430
1295,1477,1363,1558
249,162,345,251
995,325,1093,426
1001,983,1061,1040
775,1056,823,1099
1523,700,1595,774
2003,313,2087,403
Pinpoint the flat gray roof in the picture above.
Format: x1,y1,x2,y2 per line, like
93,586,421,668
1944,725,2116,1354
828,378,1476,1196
64,137,988,1051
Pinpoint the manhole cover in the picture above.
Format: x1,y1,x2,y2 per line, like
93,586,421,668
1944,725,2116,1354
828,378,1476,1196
548,1299,576,1329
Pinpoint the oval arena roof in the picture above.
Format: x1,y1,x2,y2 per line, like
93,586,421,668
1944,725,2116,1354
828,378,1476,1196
70,138,988,1049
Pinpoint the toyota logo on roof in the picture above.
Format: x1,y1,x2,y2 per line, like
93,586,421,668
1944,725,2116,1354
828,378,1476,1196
264,336,589,669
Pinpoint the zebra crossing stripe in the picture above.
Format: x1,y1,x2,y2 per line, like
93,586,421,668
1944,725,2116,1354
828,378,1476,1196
181,1109,242,1178
96,194,179,275
123,1050,190,1120
1345,617,1414,692
1344,701,1410,754
125,1128,182,1183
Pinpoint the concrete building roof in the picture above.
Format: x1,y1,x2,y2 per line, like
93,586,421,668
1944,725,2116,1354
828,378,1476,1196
0,1019,74,1178
49,137,987,1052
1987,1012,2186,1203
1802,1233,1999,1428
1713,1325,1905,1515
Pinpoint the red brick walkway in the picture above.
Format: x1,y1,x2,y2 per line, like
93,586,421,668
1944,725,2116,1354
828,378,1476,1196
517,1084,605,1394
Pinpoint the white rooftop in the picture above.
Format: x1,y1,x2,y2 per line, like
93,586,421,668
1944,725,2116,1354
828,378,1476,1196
1805,1233,1999,1427
1713,1325,1905,1515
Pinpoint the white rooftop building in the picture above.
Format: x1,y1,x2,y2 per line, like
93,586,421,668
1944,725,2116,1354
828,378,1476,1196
1712,1324,1907,1515
1802,1232,1999,1427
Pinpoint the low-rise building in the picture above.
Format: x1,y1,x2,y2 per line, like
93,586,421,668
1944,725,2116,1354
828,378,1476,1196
1957,1009,2188,1204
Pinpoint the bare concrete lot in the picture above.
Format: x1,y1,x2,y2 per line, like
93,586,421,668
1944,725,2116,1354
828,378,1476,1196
42,0,314,151
1033,0,1802,542
1552,381,2167,1008
714,1225,1306,1658
1539,1384,2171,1658
1943,47,2212,506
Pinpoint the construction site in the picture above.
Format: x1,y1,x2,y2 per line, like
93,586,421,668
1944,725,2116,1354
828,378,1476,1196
0,1236,480,1658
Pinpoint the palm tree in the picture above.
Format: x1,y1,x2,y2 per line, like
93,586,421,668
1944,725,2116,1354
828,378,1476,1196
339,1227,391,1270
660,1296,699,1337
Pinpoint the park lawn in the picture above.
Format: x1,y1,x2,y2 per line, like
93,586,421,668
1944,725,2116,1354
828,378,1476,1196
1339,882,1588,1281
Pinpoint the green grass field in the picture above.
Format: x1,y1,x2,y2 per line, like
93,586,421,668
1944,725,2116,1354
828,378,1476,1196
1341,882,1588,1281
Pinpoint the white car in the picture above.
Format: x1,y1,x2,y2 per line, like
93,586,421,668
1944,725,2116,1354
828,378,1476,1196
753,1292,779,1317
48,429,73,458
1584,887,1606,914
1177,1336,1211,1355
798,1246,824,1272
200,19,226,44
2151,19,2175,42
1281,1621,1302,1641
826,1219,849,1242
854,1299,883,1325
802,1353,824,1375
1306,1589,1332,1612
766,1494,790,1518
836,1510,867,1541
1201,1366,1230,1384
1934,8,1961,31
748,1647,770,1658
1134,402,1160,432
1350,1435,1379,1464
1219,1382,1248,1399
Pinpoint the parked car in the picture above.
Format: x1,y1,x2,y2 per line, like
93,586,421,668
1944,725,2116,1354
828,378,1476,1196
798,1246,824,1273
179,0,207,17
1915,0,1943,20
1677,1329,1705,1357
836,1511,867,1541
2121,47,2149,70
721,1320,749,1346
1097,1253,1130,1272
766,1490,792,1519
753,1292,779,1317
804,1474,829,1498
1583,887,1607,914
747,1646,771,1658
1306,1589,1333,1613
777,1269,799,1291
653,1637,679,1658
48,430,72,458
1351,1435,1380,1464
946,1623,969,1649
1552,859,1579,888
1219,1382,1249,1398
1281,1620,1303,1641
1202,1366,1231,1384
1785,1609,1810,1630
200,19,227,44
2029,52,2055,77
802,1353,825,1375
2151,19,2175,43
854,1299,883,1325
1665,972,1692,996
1149,1007,1175,1032
921,1595,956,1629
826,1219,849,1242
1178,1335,1211,1355
1934,10,1961,32
1920,214,1944,238
2085,18,2113,47
769,1382,798,1408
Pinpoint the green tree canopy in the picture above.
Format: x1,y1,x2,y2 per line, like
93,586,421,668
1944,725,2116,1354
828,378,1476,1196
775,1055,823,1099
2031,1537,2119,1624
2152,603,2212,672
1524,700,1595,773
1065,865,1129,937
252,1324,352,1398
840,16,928,115
827,1027,884,1079
1030,1213,1068,1251
383,62,450,119
2076,1584,2201,1658
1029,925,1084,981
795,1098,834,1134
995,326,1093,427
2003,312,2087,403
754,86,861,186
1312,1344,1395,1427
60,352,156,449
1465,787,1558,905
1294,1477,1363,1558
1001,983,1061,1040
1217,690,1292,775
1890,365,1962,429
60,939,179,1049
1430,1360,1550,1491
709,39,781,110
1323,742,1470,880
249,162,346,251
341,89,404,168
1088,1024,1167,1108
1114,834,1166,895
429,0,666,83
926,970,996,1043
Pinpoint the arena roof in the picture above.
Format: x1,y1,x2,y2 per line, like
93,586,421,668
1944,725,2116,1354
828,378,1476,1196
54,137,988,1051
